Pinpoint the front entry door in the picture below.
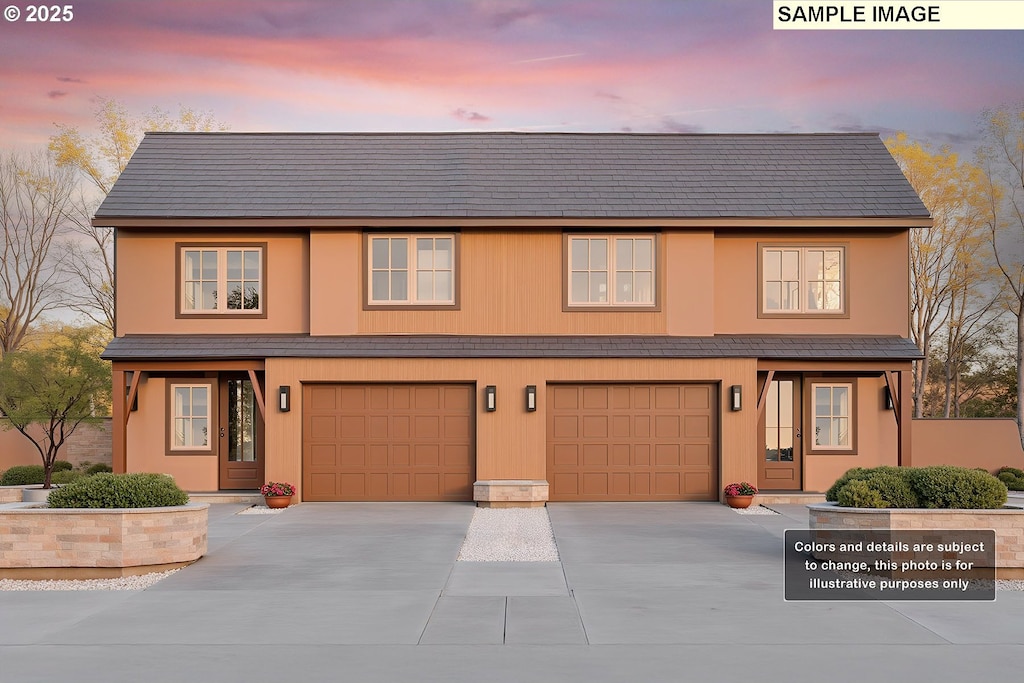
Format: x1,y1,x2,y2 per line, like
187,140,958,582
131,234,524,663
759,375,802,490
219,374,265,490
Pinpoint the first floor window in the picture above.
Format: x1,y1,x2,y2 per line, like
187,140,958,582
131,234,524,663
762,246,844,314
568,235,656,307
171,383,211,451
368,235,455,305
811,382,853,450
181,246,263,314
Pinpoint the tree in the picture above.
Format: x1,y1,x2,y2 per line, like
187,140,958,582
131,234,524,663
0,327,111,488
978,104,1024,447
49,98,228,334
885,133,995,418
0,150,75,357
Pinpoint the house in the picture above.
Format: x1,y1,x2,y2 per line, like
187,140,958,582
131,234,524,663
96,132,930,504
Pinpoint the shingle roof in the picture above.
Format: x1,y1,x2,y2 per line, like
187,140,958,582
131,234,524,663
93,132,929,221
101,334,923,362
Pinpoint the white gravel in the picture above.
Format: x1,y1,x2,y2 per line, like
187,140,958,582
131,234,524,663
457,506,560,562
734,504,781,515
0,568,180,591
238,505,287,515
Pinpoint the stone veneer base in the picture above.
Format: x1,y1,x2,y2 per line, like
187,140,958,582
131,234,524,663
474,480,549,507
0,503,208,571
808,502,1024,578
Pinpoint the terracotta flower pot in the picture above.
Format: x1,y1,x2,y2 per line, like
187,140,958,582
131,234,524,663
725,495,755,509
264,495,292,509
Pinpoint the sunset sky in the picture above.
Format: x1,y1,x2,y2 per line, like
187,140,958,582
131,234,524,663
1,0,1022,153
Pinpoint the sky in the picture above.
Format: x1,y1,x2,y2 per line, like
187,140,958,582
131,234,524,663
1,0,1023,155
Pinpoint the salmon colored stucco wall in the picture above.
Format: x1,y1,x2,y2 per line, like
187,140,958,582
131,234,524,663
125,377,219,491
115,230,310,335
713,230,910,336
263,357,758,501
801,376,899,492
910,419,1024,471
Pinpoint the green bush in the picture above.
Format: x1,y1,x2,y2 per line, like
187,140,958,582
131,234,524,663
995,466,1024,491
84,463,113,475
904,466,1007,509
861,469,919,508
47,473,189,509
837,479,887,508
53,460,73,472
826,466,903,502
0,465,46,486
50,470,85,485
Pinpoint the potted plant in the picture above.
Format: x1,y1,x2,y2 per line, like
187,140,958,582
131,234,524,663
724,482,758,509
260,481,295,508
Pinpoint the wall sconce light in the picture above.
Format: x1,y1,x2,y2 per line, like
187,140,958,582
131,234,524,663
883,386,894,410
485,385,497,412
729,385,742,412
278,385,291,412
525,385,537,412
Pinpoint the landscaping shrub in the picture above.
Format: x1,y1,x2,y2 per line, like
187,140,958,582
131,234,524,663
836,479,887,508
51,470,85,485
906,466,1007,509
47,473,189,509
53,460,73,472
826,466,903,502
0,465,45,486
996,466,1024,491
859,469,919,508
84,463,113,475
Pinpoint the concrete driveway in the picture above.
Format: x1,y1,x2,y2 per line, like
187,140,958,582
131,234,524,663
1,501,1022,682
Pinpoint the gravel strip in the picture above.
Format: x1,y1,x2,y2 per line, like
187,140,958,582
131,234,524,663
238,505,287,515
457,507,559,562
734,504,780,515
0,568,180,591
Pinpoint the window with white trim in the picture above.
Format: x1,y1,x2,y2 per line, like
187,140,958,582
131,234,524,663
368,235,455,305
568,235,655,306
811,382,852,450
762,246,844,314
181,247,262,313
170,384,211,451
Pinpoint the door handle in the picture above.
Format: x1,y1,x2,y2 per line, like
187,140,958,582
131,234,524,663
795,429,802,439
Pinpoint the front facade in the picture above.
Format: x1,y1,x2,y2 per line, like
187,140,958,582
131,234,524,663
98,132,928,503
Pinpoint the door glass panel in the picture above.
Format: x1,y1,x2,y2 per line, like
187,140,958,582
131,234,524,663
765,380,795,462
227,379,257,462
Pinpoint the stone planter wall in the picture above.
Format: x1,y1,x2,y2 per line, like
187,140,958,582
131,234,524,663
0,486,22,503
0,503,208,574
808,502,1024,570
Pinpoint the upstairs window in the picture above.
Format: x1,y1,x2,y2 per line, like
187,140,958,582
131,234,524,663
179,245,264,315
367,235,456,306
761,246,845,316
567,235,656,308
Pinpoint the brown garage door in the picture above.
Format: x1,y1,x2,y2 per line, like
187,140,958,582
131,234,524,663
547,383,718,501
303,384,475,501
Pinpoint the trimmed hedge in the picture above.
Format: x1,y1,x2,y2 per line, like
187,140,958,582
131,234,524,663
0,465,46,486
51,470,85,485
47,473,189,509
84,463,113,475
829,465,1007,509
996,466,1024,491
53,460,73,472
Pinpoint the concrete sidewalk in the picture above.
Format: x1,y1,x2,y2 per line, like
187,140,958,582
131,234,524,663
1,501,1021,682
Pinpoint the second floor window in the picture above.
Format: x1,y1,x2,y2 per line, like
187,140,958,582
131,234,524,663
568,235,656,307
368,235,455,306
761,246,845,315
181,246,263,314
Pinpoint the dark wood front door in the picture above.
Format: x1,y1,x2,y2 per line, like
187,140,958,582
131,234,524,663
759,375,802,490
219,374,265,490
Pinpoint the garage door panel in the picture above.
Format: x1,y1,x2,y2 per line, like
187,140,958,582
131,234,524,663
303,383,474,501
548,383,718,501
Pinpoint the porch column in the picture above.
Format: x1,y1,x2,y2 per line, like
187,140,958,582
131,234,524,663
899,368,913,466
111,366,127,473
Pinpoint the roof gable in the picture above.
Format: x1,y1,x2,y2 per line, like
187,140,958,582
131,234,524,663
94,132,929,222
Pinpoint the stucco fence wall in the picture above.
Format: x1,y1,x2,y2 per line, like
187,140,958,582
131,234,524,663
809,503,1024,575
0,418,113,472
910,418,1024,472
0,503,208,577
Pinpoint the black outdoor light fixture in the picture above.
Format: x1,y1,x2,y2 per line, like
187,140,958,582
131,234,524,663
730,385,742,411
883,386,894,410
279,385,291,412
525,385,537,412
485,385,497,412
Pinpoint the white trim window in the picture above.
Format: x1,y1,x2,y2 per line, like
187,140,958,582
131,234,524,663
762,246,844,314
369,235,454,305
569,235,655,306
171,384,211,451
182,247,262,313
812,383,852,450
